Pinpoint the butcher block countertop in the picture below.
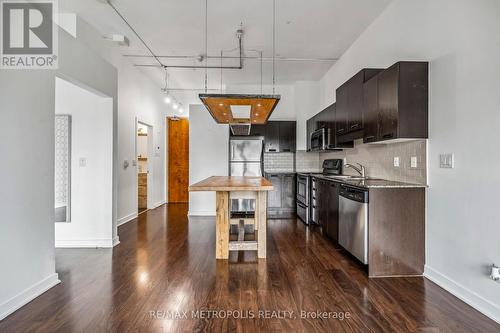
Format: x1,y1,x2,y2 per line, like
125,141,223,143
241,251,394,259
189,176,274,192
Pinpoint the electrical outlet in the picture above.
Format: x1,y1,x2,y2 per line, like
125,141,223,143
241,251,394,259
393,157,400,167
439,153,454,168
411,156,418,168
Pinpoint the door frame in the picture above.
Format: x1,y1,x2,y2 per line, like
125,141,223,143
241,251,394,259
135,117,154,211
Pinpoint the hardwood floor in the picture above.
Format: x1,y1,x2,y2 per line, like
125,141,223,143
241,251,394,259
1,203,498,332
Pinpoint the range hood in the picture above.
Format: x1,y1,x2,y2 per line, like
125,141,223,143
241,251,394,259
199,94,281,134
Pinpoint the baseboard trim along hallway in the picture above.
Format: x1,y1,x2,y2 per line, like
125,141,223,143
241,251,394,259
0,274,60,321
55,238,116,248
117,212,138,227
424,265,500,324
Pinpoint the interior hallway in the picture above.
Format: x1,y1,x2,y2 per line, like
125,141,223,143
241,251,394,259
0,204,497,332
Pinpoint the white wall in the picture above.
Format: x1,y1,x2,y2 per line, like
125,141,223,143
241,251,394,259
188,104,229,215
0,24,118,319
293,81,321,150
317,0,500,322
55,78,114,248
72,18,177,226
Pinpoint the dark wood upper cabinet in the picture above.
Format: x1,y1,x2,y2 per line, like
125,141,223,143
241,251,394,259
363,75,379,143
278,121,296,153
335,68,382,143
378,62,428,141
306,104,351,151
249,124,266,136
264,121,280,152
335,84,349,135
364,62,428,143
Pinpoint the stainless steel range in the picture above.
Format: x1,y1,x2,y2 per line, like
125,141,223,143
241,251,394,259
296,159,343,225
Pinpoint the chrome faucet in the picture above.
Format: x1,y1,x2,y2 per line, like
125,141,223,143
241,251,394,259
344,163,366,178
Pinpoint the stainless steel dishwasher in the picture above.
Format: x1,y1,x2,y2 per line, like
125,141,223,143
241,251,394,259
338,185,369,264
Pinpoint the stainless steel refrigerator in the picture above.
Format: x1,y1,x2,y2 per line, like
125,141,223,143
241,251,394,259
229,136,264,215
229,136,264,177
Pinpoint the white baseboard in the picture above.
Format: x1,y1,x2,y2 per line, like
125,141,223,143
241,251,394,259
424,265,500,324
112,236,120,247
117,212,138,227
153,200,166,209
188,210,215,216
55,238,115,248
0,273,60,321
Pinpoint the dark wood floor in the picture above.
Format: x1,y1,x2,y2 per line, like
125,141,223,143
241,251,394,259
1,203,498,332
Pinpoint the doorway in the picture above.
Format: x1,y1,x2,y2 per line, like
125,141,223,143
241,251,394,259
136,121,154,214
167,117,189,203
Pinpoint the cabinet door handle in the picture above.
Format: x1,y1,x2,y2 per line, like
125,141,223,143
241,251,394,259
268,149,277,152
382,133,394,139
364,135,375,142
350,124,360,129
282,148,291,152
337,129,345,134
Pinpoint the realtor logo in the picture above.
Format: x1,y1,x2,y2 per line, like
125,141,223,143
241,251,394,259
1,0,58,69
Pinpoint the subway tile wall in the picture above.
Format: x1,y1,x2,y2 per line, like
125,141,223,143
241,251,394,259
320,139,427,184
264,153,295,172
295,150,321,172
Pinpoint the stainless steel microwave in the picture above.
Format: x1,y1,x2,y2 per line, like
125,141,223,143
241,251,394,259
310,128,334,151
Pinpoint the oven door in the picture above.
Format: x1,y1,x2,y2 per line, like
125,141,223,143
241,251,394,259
296,175,308,205
297,201,308,224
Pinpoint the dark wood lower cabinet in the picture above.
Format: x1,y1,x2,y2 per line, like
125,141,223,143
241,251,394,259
314,178,425,277
265,173,296,218
325,182,339,242
368,188,425,277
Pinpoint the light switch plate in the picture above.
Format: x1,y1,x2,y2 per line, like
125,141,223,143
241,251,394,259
79,158,87,167
132,160,137,166
393,156,400,167
440,153,454,168
411,156,418,168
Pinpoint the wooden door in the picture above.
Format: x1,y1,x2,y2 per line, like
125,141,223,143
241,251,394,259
168,118,189,203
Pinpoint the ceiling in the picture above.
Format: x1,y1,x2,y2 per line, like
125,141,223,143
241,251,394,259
61,0,392,102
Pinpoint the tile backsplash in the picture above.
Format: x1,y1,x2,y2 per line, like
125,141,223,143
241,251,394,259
295,150,320,172
264,152,295,172
320,139,427,184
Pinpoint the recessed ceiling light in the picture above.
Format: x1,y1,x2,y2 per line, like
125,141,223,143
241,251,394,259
255,113,259,116
219,103,224,106
257,103,262,107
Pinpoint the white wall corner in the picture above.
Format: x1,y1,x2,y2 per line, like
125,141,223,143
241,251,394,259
0,273,60,321
117,212,138,227
57,13,77,38
424,265,500,324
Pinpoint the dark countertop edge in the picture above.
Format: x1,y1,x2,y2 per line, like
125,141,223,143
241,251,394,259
310,174,428,189
264,170,296,174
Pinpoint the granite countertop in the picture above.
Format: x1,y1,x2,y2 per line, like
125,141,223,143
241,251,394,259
312,174,427,189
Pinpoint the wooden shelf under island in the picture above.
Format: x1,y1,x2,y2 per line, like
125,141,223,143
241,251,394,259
189,176,274,260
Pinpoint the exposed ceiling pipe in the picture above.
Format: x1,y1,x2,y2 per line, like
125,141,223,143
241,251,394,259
102,0,164,68
124,55,338,62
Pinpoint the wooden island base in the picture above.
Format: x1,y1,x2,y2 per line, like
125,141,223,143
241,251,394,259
189,176,273,260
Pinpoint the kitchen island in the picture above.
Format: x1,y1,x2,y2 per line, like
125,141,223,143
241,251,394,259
189,176,273,259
